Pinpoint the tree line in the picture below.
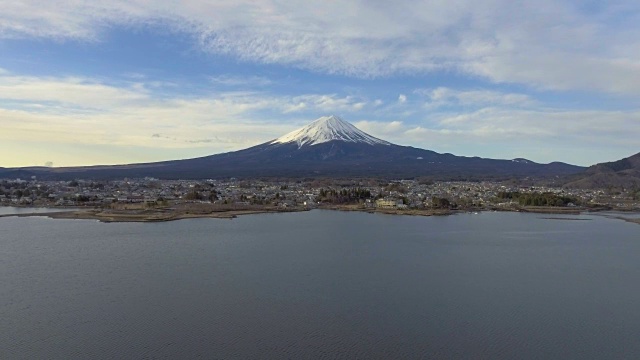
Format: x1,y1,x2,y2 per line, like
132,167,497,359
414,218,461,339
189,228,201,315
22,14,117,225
318,188,372,204
497,191,577,207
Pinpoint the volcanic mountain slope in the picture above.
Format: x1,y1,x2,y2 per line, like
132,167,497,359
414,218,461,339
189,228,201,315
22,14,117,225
1,115,584,180
564,152,640,188
271,115,391,147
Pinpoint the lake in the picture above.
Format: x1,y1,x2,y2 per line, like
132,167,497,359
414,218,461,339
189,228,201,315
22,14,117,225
0,206,78,215
1,210,639,359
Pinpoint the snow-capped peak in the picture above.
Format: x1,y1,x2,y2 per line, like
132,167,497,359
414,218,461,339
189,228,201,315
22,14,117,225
271,115,391,147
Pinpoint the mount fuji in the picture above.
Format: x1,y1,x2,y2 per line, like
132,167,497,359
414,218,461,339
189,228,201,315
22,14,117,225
1,115,584,180
271,115,391,147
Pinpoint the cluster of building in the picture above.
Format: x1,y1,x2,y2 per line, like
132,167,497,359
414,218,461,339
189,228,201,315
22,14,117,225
1,177,639,210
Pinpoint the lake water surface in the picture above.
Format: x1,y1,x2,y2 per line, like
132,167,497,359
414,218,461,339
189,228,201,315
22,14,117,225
0,206,78,215
1,210,639,359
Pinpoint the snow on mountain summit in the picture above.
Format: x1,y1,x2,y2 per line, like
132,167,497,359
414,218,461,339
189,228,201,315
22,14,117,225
271,115,391,147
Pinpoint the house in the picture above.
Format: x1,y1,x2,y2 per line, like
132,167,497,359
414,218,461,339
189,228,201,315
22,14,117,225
375,199,396,209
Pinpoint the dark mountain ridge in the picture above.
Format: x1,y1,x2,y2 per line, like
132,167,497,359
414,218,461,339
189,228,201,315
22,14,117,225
564,152,640,188
0,116,584,181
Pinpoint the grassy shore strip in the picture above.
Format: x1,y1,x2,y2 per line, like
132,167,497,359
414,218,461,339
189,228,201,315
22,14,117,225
513,206,583,215
320,204,455,216
0,205,634,223
597,214,640,226
0,207,306,223
540,217,591,221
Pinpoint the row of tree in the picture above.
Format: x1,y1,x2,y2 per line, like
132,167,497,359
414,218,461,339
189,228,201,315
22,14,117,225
497,191,577,207
318,188,372,204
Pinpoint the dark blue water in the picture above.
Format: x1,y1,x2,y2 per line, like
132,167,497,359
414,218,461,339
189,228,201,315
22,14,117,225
0,206,77,215
1,210,639,359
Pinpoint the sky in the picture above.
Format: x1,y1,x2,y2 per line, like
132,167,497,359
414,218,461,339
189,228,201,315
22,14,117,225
1,1,639,168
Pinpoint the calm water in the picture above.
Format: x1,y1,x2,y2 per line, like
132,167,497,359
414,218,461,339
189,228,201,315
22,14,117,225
0,206,78,215
1,210,639,359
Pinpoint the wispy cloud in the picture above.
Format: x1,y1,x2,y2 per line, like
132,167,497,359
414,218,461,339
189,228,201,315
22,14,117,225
1,1,639,94
283,94,369,114
355,107,640,165
209,75,272,87
0,71,377,161
0,75,150,109
416,87,535,110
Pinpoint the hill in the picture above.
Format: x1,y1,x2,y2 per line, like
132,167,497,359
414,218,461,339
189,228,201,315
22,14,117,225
564,152,640,189
0,116,584,181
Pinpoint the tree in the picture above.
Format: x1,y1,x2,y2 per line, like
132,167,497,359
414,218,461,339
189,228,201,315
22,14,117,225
184,190,203,201
432,197,450,208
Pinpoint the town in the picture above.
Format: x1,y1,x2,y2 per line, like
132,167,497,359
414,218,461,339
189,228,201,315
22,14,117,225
2,176,639,213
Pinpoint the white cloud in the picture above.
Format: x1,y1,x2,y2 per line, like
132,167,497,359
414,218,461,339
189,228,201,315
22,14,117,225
1,70,638,166
1,1,639,93
398,94,407,104
0,72,376,163
416,87,535,109
209,75,272,87
283,94,370,114
0,75,150,109
354,108,640,165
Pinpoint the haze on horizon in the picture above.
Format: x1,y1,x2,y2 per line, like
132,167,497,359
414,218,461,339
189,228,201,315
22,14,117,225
1,1,639,168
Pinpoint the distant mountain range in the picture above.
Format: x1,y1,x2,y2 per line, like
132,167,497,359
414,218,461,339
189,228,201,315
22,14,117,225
0,115,586,181
564,152,640,189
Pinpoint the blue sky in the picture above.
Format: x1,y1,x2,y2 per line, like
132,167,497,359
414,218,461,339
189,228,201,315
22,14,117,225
1,1,639,167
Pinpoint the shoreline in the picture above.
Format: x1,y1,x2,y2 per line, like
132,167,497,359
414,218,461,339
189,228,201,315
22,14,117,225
596,214,640,226
1,204,637,224
0,207,303,223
